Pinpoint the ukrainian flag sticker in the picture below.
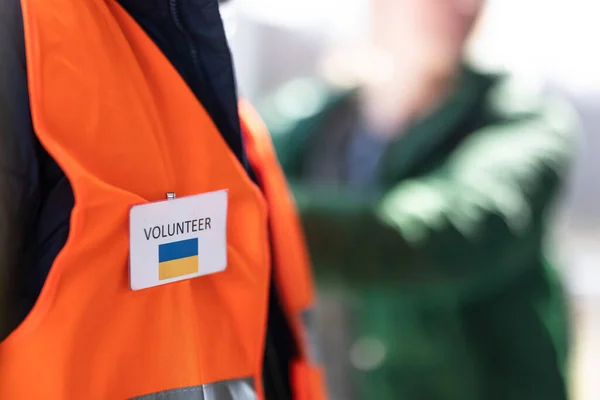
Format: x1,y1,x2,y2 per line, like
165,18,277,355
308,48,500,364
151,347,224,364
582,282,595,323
128,190,228,291
158,238,199,280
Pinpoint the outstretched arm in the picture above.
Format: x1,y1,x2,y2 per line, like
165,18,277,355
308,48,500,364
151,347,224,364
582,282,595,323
293,89,577,296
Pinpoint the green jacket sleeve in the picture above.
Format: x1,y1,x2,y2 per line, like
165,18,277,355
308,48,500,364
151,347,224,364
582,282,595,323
291,85,578,297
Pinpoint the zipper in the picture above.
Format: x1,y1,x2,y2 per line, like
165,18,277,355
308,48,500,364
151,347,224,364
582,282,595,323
168,0,202,82
169,0,252,173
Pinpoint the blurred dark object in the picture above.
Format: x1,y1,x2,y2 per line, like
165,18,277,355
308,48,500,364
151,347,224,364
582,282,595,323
258,63,577,400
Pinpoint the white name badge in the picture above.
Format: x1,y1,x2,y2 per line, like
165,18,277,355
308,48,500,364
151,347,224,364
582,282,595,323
129,190,228,291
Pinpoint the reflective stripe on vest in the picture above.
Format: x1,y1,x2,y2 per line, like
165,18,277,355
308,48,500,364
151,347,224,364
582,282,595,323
131,378,256,400
301,308,321,365
0,0,325,398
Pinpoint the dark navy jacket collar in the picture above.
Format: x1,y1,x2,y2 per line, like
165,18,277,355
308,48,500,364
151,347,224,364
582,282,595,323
117,0,225,17
117,0,170,17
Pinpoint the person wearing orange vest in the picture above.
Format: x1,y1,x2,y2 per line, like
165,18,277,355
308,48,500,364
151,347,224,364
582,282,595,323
0,0,326,399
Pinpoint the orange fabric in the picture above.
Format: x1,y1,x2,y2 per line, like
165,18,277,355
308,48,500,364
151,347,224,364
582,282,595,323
291,361,328,400
240,101,316,310
1,0,275,398
239,100,316,347
240,101,327,400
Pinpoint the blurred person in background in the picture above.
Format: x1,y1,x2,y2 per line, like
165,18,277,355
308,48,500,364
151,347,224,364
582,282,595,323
259,0,577,399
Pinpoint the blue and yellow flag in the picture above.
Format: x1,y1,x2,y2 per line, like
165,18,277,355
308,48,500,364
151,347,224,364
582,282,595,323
158,238,199,280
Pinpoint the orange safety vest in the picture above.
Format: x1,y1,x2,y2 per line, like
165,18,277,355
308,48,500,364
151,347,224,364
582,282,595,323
0,0,326,398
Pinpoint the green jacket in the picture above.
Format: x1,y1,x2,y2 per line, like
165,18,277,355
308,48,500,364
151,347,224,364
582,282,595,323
259,66,577,400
